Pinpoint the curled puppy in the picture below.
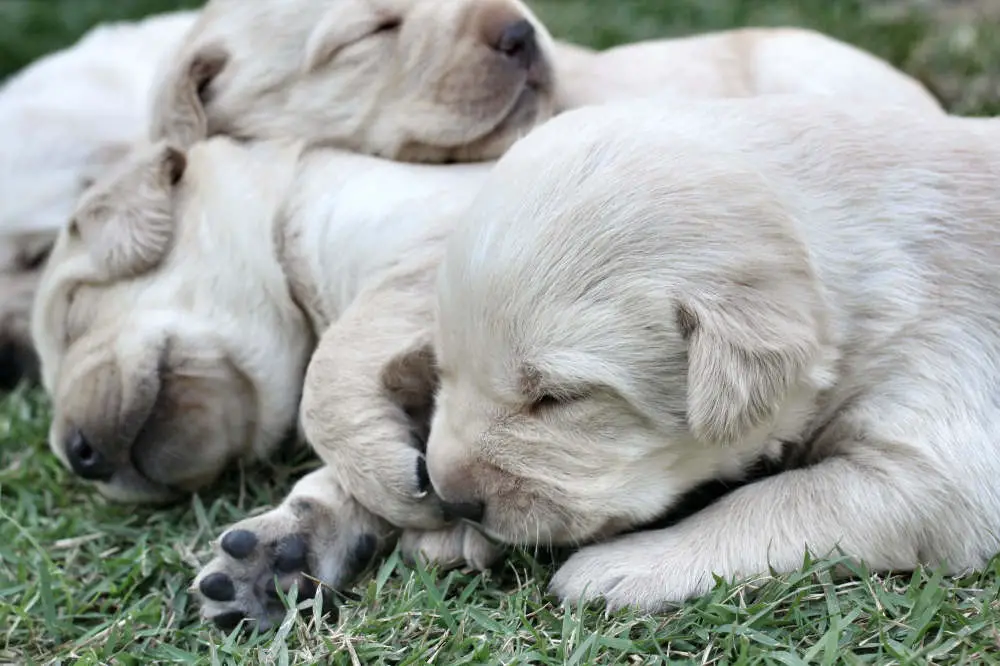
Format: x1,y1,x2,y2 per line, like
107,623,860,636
0,9,198,389
31,136,501,630
149,0,557,161
551,27,942,113
427,96,1000,611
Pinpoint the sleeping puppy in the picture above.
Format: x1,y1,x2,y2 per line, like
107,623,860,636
426,96,1000,611
0,9,198,390
30,134,502,630
551,27,943,113
150,0,557,161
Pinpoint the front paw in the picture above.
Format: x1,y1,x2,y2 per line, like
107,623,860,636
193,489,396,632
399,522,506,573
549,534,714,613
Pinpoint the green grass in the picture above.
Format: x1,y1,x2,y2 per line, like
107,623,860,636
4,0,1000,663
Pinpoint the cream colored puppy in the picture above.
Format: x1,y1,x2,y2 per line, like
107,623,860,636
0,9,198,389
427,96,1000,611
31,132,501,630
150,0,557,161
551,27,943,113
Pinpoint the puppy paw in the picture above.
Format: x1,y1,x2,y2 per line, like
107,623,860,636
192,468,397,632
548,532,713,613
399,522,505,573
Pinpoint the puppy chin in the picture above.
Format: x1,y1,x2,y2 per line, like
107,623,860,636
93,467,183,505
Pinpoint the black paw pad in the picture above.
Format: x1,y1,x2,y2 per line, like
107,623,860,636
199,572,236,602
265,575,318,602
342,533,379,583
274,534,309,572
213,610,247,633
221,529,258,559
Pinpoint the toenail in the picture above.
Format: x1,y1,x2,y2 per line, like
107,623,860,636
415,457,431,495
221,530,258,559
274,534,308,572
199,572,236,602
213,610,247,633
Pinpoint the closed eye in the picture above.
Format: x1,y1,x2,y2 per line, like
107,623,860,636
373,17,401,34
526,391,588,415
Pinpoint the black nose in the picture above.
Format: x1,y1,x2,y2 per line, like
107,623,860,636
65,431,115,482
441,500,485,524
494,19,537,69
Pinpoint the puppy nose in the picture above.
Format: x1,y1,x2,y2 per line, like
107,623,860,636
441,500,486,524
65,431,115,482
493,19,537,68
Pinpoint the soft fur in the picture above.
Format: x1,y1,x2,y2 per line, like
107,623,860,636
149,0,559,161
551,27,943,113
0,10,198,389
427,96,1000,611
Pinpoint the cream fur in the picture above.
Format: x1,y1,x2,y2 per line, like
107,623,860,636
551,27,943,113
149,0,559,161
0,10,197,388
428,96,1000,611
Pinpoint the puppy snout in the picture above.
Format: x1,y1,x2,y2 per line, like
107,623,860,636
492,19,537,69
65,430,115,482
441,500,486,524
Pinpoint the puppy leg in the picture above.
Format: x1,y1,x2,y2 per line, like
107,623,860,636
300,252,504,571
550,441,973,611
193,465,397,632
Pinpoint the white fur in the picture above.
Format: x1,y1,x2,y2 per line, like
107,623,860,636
552,27,942,113
0,10,197,384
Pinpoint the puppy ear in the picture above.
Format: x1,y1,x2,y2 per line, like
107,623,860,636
677,276,824,445
71,141,187,280
150,44,229,148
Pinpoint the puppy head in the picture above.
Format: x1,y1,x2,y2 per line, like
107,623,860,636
150,0,557,161
32,138,312,503
426,107,836,546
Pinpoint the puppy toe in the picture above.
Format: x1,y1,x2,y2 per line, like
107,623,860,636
193,489,394,632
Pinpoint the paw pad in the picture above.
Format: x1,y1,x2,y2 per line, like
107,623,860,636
274,534,309,572
221,529,258,559
199,572,236,602
213,610,247,632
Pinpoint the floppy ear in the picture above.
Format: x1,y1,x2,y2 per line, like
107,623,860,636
71,141,187,280
149,44,229,148
303,0,394,73
676,275,825,446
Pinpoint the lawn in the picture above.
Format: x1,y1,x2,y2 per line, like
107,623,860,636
3,0,1000,663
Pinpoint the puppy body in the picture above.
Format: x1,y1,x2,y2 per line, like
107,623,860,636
553,27,942,113
428,96,1000,610
0,9,198,388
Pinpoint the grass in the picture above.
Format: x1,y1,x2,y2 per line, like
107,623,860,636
3,0,1000,663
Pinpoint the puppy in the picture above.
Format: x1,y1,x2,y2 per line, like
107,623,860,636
427,96,1000,611
149,0,557,161
0,9,198,389
30,132,504,629
551,27,943,113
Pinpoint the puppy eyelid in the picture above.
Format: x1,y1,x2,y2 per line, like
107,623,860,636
373,17,402,33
